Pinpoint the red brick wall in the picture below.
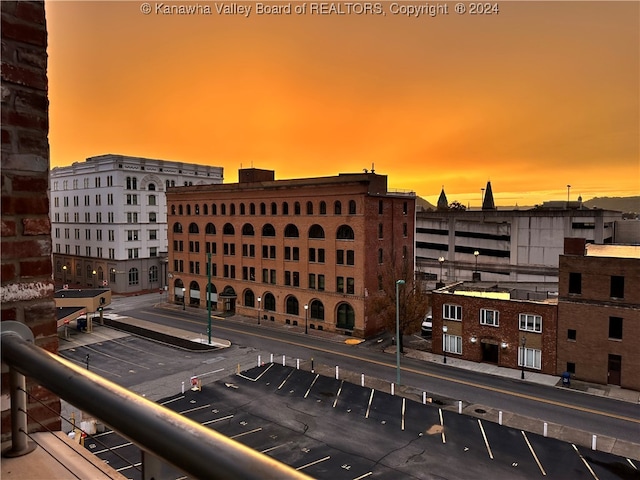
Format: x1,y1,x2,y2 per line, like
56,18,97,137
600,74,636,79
1,0,60,439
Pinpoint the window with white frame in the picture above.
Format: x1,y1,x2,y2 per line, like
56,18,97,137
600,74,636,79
480,309,499,327
443,304,462,321
443,334,462,354
518,347,541,370
519,313,542,333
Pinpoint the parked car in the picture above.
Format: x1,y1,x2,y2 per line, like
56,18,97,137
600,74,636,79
421,314,432,337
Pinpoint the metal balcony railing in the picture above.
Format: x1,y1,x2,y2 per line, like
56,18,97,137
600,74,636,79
1,321,311,480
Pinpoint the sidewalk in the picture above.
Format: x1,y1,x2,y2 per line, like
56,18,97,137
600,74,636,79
152,302,640,404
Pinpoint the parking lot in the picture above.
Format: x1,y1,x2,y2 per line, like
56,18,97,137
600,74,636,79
79,360,639,479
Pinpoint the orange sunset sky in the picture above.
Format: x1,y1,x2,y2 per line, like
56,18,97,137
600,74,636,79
45,1,639,207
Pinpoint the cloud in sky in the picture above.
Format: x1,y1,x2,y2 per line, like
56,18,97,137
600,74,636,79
46,1,639,206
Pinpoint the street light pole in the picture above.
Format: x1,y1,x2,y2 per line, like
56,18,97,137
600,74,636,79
442,325,448,363
62,265,67,286
473,250,479,280
207,252,212,344
438,256,445,283
395,279,405,385
304,304,309,334
257,296,261,325
182,287,186,310
521,336,526,379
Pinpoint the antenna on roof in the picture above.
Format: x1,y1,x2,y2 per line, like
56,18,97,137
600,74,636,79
371,163,375,174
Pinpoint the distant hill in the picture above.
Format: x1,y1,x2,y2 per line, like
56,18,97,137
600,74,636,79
416,196,436,211
583,196,640,213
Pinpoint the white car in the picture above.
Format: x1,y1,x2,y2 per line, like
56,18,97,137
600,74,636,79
421,315,432,336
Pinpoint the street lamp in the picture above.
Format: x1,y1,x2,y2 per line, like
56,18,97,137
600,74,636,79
92,269,96,287
521,336,526,379
442,325,448,364
395,279,405,385
567,184,571,202
182,287,186,310
257,296,262,325
62,265,67,285
473,250,480,280
304,304,309,334
438,256,445,283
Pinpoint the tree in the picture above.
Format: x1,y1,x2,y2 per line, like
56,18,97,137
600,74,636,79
367,254,430,353
448,200,467,211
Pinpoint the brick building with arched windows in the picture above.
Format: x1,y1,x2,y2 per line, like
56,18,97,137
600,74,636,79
166,168,415,338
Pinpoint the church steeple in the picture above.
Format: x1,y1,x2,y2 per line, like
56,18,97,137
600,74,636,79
437,186,449,210
482,181,496,210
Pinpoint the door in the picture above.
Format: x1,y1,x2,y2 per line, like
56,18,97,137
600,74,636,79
607,354,621,385
481,342,499,364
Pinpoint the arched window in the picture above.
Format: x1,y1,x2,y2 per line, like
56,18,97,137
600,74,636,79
319,201,327,215
206,283,217,309
349,200,356,215
310,300,324,321
128,268,139,286
240,203,246,215
242,223,255,236
223,223,235,235
284,224,299,238
294,202,301,215
308,224,325,239
188,223,199,234
166,180,170,190
334,201,342,215
186,204,191,215
282,202,289,215
87,265,93,279
221,203,226,215
244,289,255,308
178,205,183,215
148,183,156,191
171,205,176,215
264,293,276,311
195,204,200,215
271,202,277,215
149,266,158,283
212,204,217,215
250,203,256,215
336,303,355,329
97,266,104,280
262,224,276,237
286,296,299,316
203,204,208,215
189,281,200,306
205,223,216,234
230,203,236,215
260,203,266,215
306,201,314,215
337,225,355,240
173,222,183,233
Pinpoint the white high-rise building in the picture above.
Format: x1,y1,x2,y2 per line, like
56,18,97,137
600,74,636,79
50,154,223,293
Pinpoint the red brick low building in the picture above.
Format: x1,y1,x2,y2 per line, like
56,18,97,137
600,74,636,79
432,284,558,376
166,169,415,338
557,244,640,390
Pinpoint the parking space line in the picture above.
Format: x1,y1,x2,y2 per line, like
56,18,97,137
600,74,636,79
304,374,319,398
160,396,184,406
202,414,234,425
477,419,494,460
178,404,211,415
237,363,274,382
332,380,344,408
231,427,262,439
365,389,375,418
261,443,288,454
627,458,637,470
277,370,295,390
521,431,546,476
401,398,406,431
295,455,331,471
439,408,446,444
94,442,132,454
352,472,373,480
572,444,599,480
116,462,141,473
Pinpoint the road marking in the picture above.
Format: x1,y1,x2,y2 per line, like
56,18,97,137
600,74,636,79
278,369,295,390
627,458,637,470
333,380,344,408
352,472,373,480
477,419,494,460
439,408,446,444
572,444,599,480
401,398,406,431
365,389,375,418
94,442,132,454
116,462,142,472
238,362,274,382
160,396,184,406
261,443,288,454
179,404,211,415
521,430,546,476
296,456,331,471
304,374,319,399
231,427,262,439
142,310,640,425
202,414,233,425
